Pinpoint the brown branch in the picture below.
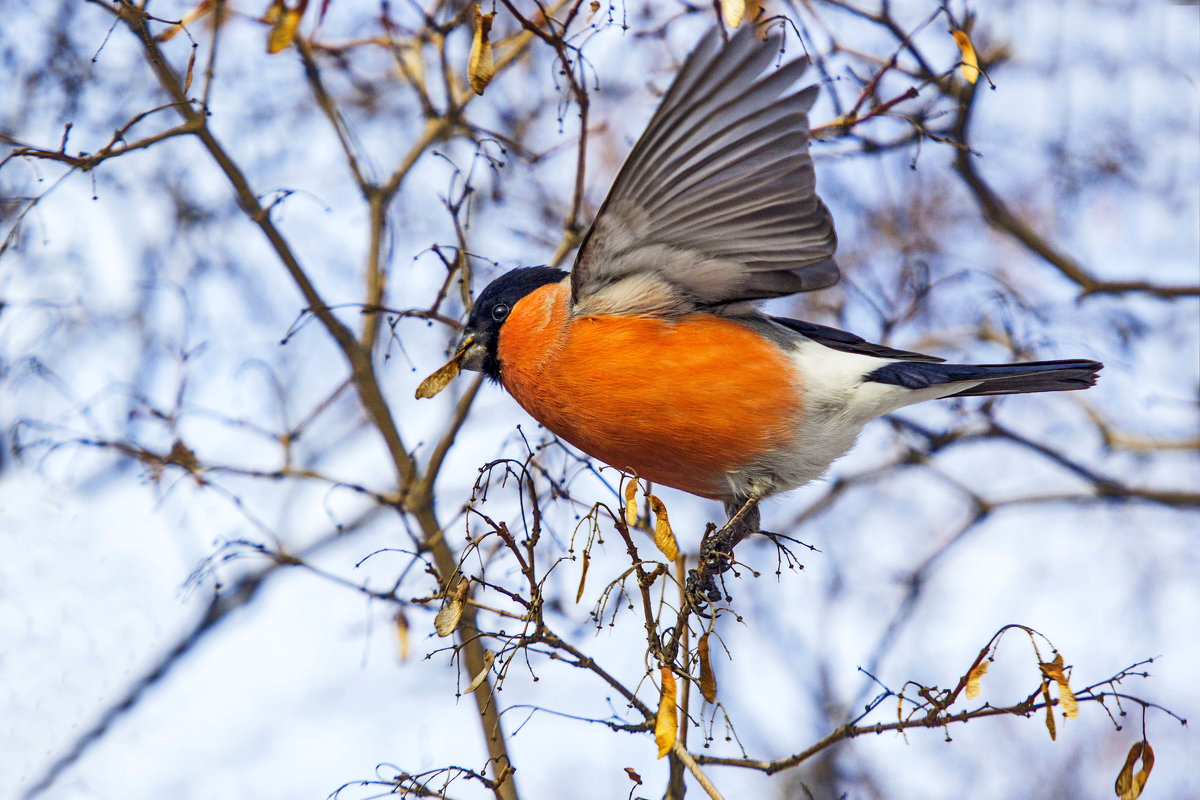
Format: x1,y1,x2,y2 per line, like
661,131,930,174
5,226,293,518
693,685,1148,775
951,80,1199,299
810,85,919,139
295,38,371,191
535,629,654,719
422,373,485,488
498,0,591,236
672,740,725,800
1,115,199,172
93,4,521,796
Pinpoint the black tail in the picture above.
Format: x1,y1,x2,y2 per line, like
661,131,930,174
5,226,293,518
865,359,1103,397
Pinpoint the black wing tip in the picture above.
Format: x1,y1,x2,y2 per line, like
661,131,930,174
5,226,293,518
772,315,945,362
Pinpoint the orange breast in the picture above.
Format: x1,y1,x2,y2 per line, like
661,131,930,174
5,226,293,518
496,281,801,499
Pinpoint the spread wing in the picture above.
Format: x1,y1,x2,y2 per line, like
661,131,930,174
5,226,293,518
570,24,839,317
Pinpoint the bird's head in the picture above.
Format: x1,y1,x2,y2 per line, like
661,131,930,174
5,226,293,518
415,266,567,398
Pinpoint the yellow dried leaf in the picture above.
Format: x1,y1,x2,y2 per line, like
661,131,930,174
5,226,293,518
433,598,461,637
698,632,717,704
623,767,642,785
416,357,460,398
1058,680,1079,719
1115,740,1154,800
263,0,284,25
267,7,303,54
722,0,745,28
1040,653,1065,681
434,581,468,637
464,649,496,693
415,336,472,399
468,5,496,95
648,494,679,561
157,0,215,42
952,29,980,85
1041,680,1056,741
184,47,196,93
623,479,639,527
721,0,761,29
965,659,989,699
575,551,590,604
394,609,410,662
1040,653,1078,719
655,666,678,759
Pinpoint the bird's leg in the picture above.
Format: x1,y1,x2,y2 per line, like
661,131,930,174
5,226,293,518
687,496,762,607
706,497,761,568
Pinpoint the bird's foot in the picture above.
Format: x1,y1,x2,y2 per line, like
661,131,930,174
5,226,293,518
685,568,722,614
686,501,760,611
687,524,730,609
686,501,758,614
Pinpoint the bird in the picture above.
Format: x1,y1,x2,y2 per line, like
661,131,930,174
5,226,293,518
418,22,1101,585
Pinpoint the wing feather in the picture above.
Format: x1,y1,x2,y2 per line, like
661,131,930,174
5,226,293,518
571,24,838,315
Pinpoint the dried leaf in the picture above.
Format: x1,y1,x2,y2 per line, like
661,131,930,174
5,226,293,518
394,609,410,662
720,0,761,29
415,336,472,399
183,46,196,93
1039,653,1065,681
463,649,496,693
468,5,496,95
575,550,590,604
655,666,678,759
167,440,199,472
1041,680,1056,741
433,599,461,637
623,767,642,785
416,357,460,398
965,659,989,699
1040,653,1079,719
648,494,679,561
434,581,468,637
263,0,284,24
698,632,717,703
267,6,304,54
157,0,215,42
952,29,980,85
1115,740,1155,800
1058,680,1079,719
623,479,639,527
722,0,745,28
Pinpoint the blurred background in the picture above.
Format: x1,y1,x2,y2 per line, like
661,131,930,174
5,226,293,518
2,1,1197,798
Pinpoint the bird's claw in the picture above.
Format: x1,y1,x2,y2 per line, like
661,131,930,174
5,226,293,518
685,566,722,615
686,534,735,612
686,500,761,612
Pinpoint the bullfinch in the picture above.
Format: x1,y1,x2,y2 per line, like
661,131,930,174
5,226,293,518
419,23,1101,564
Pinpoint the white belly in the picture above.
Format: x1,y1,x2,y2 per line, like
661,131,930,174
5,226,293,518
725,339,978,498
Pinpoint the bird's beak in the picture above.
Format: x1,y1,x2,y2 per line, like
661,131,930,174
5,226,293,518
415,333,485,399
458,333,487,373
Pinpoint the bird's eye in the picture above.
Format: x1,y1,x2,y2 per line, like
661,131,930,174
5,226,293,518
491,303,510,321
